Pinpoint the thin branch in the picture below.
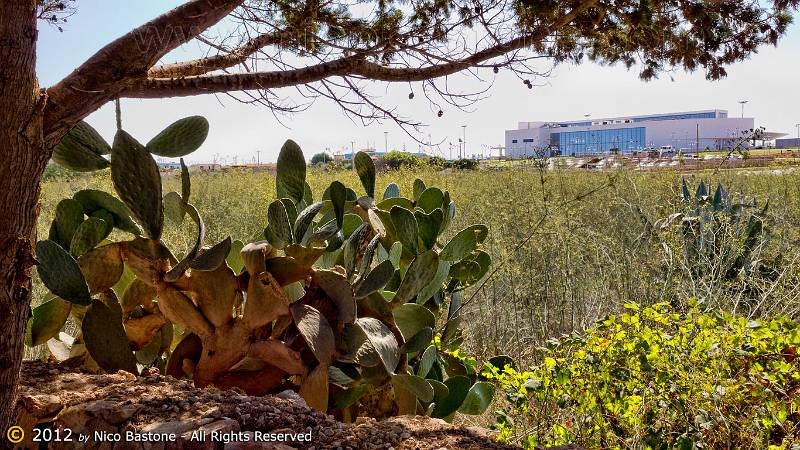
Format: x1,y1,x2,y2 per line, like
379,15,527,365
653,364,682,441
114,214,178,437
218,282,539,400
121,0,599,99
148,30,293,78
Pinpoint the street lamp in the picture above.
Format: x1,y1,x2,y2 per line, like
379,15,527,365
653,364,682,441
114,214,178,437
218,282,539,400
738,100,749,118
461,125,467,158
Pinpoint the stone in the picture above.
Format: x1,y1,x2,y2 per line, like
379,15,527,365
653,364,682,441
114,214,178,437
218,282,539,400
141,418,215,436
21,394,63,418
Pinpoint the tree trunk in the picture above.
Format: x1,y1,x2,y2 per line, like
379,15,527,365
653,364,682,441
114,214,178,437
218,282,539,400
0,1,47,436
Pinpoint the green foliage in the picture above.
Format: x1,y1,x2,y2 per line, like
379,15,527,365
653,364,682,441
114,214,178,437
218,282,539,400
513,1,797,81
487,302,800,449
36,146,800,442
36,240,91,306
658,180,770,283
51,121,111,172
26,296,71,347
33,124,504,423
145,116,209,157
311,152,334,165
381,151,423,170
427,156,446,169
42,162,86,181
452,158,479,171
111,130,164,240
324,160,346,172
82,299,138,374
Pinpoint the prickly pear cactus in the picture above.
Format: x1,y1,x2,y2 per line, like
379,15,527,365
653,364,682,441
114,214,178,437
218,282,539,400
30,118,507,422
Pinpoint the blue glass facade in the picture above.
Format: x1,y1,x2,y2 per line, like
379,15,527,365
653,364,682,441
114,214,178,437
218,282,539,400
632,112,715,123
552,127,646,156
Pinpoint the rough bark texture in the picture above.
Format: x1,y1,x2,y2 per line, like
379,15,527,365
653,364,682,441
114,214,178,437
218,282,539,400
0,0,47,438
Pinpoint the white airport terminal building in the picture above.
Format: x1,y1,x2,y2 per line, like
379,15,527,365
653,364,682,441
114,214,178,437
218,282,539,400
504,109,760,158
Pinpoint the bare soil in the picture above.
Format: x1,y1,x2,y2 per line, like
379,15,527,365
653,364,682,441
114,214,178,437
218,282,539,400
12,361,523,450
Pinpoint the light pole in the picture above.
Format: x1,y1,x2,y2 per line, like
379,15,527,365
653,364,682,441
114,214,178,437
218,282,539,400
461,125,467,158
738,100,748,118
384,131,388,153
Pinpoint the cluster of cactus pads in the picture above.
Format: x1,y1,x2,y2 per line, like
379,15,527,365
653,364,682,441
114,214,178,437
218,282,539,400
30,116,507,420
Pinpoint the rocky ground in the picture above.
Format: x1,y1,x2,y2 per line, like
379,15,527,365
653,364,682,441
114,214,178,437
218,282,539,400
13,361,525,450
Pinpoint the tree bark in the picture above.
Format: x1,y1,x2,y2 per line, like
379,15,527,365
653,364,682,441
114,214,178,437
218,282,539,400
0,1,47,437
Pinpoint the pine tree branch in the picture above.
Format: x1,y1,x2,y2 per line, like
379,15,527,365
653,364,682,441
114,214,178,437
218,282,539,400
43,0,245,142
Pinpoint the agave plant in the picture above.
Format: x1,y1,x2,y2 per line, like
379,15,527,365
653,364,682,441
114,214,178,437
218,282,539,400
28,117,507,421
657,179,769,282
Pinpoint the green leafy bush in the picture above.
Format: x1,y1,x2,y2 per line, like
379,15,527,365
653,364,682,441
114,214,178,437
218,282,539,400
452,158,479,171
381,151,423,170
311,152,334,165
486,302,800,449
324,160,346,172
427,156,446,169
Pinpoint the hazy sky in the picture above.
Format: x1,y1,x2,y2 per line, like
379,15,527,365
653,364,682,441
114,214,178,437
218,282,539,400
38,1,800,164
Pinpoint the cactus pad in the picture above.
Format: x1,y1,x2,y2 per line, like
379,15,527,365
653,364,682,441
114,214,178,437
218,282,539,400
348,317,399,373
292,303,336,364
276,139,307,203
393,250,439,305
73,189,141,235
354,152,376,198
82,300,138,374
190,237,232,271
440,224,489,261
27,296,72,347
111,130,164,240
36,240,91,305
78,243,124,294
53,199,85,250
146,116,209,157
70,217,111,257
52,121,111,171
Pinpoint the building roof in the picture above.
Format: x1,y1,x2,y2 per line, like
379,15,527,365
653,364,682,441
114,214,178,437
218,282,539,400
762,132,788,140
516,109,736,130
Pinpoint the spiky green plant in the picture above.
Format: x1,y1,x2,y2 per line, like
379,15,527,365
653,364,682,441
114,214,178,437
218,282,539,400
658,179,769,282
28,118,506,421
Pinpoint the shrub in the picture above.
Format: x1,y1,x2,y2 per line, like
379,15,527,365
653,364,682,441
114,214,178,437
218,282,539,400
427,156,446,169
42,162,85,181
324,160,346,172
311,152,333,165
452,158,479,171
381,151,423,170
486,302,800,449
